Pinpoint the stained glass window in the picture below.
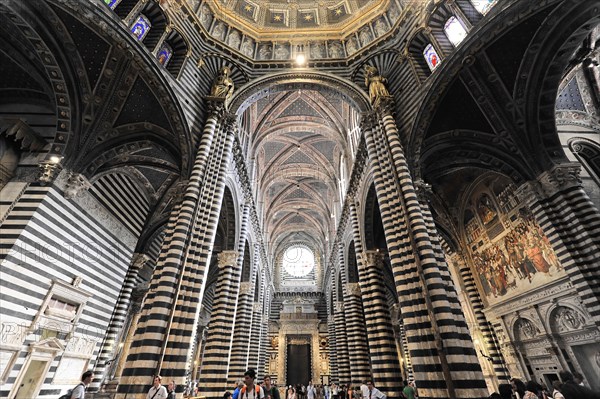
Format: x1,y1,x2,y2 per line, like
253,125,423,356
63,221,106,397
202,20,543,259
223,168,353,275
157,42,173,66
104,0,122,9
423,43,440,71
130,14,151,42
444,16,467,47
471,0,496,15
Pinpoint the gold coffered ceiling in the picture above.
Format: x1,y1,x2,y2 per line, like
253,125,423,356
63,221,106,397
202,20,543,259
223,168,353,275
197,0,396,42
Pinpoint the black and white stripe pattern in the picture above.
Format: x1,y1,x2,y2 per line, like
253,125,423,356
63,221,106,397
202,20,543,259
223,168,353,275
199,250,241,398
327,313,338,384
363,106,488,398
356,250,402,395
119,107,236,394
227,206,254,384
440,239,510,383
334,297,351,384
0,182,134,396
522,170,600,319
344,206,373,385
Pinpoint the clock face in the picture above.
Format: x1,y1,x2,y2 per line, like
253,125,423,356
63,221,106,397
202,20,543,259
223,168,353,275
283,246,314,277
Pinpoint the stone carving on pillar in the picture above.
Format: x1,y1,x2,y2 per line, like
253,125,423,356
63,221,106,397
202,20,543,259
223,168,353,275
223,112,238,132
414,179,433,203
38,160,62,185
360,110,379,132
218,250,239,267
239,281,252,295
537,163,582,197
335,302,344,313
64,171,91,199
516,163,583,204
359,250,383,268
345,283,361,296
253,302,262,312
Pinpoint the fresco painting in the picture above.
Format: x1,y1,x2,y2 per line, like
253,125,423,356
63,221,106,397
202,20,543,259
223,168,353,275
472,213,562,301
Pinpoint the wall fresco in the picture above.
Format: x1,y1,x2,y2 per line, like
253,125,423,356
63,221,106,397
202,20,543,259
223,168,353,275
472,213,562,303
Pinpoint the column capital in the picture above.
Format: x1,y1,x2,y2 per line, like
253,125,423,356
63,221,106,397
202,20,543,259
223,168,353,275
239,281,252,294
223,112,238,131
335,302,344,313
414,178,433,202
374,95,395,116
358,250,383,268
206,98,227,117
360,110,379,131
516,163,583,204
345,283,361,296
253,302,262,312
64,171,91,199
218,250,239,267
131,253,150,269
537,163,582,197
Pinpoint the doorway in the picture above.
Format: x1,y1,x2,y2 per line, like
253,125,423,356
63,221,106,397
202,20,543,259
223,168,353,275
14,359,49,399
287,342,311,386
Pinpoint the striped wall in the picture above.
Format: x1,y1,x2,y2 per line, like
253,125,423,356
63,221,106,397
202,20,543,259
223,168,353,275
0,174,142,397
89,174,149,235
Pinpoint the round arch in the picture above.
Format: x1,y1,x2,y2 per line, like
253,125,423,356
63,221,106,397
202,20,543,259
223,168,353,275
229,71,371,116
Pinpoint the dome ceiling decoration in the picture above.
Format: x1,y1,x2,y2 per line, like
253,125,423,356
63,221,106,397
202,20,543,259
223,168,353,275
191,0,405,61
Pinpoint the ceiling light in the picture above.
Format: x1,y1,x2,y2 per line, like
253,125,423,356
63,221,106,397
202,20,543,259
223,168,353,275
49,155,62,164
295,54,306,66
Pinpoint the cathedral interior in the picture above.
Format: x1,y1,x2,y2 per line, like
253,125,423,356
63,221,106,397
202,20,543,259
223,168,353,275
0,0,599,398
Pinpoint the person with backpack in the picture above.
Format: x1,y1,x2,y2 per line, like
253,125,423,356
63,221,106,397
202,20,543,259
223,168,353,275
241,369,264,399
60,371,93,399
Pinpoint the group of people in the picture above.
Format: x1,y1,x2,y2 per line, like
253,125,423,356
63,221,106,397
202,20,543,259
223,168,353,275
489,371,600,399
225,372,398,399
64,368,598,399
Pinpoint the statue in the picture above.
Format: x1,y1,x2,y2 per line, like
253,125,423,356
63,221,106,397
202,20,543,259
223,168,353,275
364,65,390,105
210,66,234,100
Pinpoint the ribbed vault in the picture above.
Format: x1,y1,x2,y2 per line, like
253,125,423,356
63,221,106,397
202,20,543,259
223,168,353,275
238,78,366,288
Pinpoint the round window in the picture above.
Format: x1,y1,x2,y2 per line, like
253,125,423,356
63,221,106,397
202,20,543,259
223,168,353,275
283,246,315,277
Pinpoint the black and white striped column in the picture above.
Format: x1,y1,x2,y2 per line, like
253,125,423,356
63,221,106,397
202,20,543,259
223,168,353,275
327,314,339,384
248,299,263,371
118,103,236,396
357,250,402,395
228,281,253,383
343,206,374,385
200,250,241,398
363,99,488,398
226,203,251,385
334,301,351,385
445,248,510,384
92,253,148,389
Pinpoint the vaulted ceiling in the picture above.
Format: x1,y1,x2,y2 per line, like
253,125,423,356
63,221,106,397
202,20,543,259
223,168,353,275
242,88,361,286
